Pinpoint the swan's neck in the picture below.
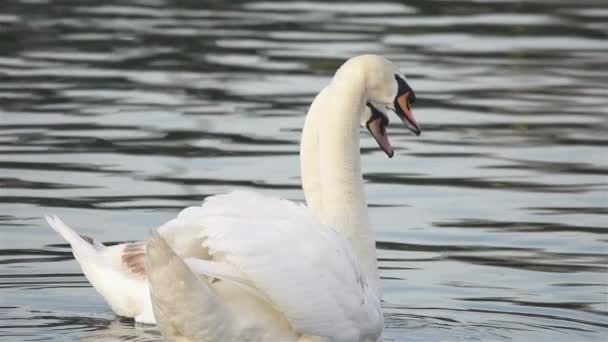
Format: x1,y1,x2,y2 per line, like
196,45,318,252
300,70,379,288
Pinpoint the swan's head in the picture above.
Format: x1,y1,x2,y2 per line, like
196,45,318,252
346,55,421,158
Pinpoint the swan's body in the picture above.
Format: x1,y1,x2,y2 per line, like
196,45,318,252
146,191,383,341
46,54,420,341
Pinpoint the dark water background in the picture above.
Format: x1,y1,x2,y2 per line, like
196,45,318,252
1,0,607,341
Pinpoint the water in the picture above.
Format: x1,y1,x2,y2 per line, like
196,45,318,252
1,0,607,341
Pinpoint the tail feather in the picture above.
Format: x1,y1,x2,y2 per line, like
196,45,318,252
79,234,105,249
45,215,154,322
45,215,102,259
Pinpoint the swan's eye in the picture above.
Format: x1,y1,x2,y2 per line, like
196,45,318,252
408,95,416,106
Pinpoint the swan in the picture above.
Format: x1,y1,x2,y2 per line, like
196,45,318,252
45,54,420,341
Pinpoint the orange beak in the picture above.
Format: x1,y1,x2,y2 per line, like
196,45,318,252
395,91,421,136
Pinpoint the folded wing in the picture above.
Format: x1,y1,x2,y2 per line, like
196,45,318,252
161,190,383,341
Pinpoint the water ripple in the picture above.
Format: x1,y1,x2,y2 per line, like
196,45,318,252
1,0,606,341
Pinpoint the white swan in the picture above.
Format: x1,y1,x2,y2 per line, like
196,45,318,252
45,54,420,341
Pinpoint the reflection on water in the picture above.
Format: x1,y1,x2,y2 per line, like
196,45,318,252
1,0,607,341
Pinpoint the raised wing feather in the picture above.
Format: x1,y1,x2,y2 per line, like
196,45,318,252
164,190,383,341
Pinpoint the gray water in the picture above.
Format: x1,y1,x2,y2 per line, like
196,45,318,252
1,0,607,341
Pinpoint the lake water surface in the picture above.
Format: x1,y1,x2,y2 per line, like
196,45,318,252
1,0,607,341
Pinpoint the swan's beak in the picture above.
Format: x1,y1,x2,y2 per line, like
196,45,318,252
366,104,394,158
394,91,421,136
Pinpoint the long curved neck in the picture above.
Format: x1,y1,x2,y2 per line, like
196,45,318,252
300,68,379,288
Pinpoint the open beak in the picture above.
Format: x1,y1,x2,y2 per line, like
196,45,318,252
394,91,421,136
366,103,394,158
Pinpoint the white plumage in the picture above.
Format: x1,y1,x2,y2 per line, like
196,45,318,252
46,54,420,341
186,191,380,338
46,215,155,323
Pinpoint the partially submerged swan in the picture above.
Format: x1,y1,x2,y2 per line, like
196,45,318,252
46,54,420,341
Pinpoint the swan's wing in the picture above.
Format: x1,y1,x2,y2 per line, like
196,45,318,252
169,190,383,341
145,233,238,341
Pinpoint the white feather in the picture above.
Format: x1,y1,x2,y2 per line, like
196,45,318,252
166,190,384,341
45,215,154,323
146,233,236,341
